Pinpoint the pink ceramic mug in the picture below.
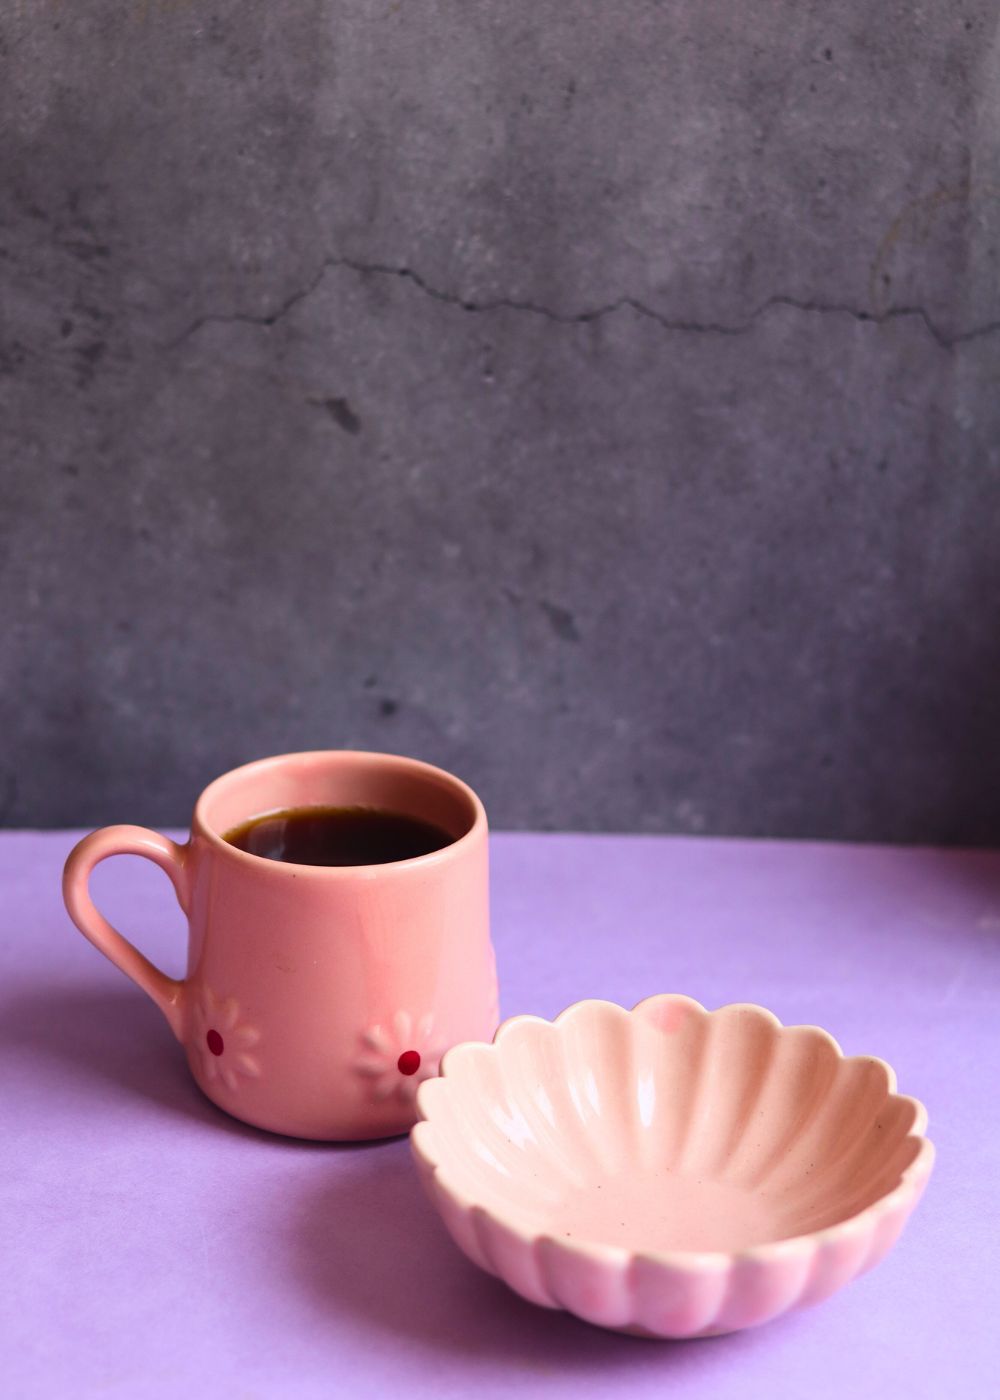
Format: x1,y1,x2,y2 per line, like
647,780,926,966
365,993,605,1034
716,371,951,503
62,751,498,1140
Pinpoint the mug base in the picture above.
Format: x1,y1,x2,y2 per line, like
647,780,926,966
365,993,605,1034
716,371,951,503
189,1073,419,1142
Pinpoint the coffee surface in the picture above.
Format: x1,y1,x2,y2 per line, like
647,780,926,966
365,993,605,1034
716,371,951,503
223,805,453,866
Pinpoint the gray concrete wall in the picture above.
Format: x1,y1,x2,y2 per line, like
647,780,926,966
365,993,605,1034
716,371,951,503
2,0,999,842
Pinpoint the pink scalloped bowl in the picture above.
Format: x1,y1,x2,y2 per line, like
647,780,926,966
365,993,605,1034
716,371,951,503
411,995,933,1338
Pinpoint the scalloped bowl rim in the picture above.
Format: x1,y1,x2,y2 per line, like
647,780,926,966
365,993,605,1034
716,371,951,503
412,994,935,1275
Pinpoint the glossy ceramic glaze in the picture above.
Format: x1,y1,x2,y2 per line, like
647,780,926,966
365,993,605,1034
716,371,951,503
63,751,498,1139
412,995,933,1337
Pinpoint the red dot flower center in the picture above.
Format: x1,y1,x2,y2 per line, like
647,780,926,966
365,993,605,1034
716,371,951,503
397,1049,421,1076
206,1029,225,1056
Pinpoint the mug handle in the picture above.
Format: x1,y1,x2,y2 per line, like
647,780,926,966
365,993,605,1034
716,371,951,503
63,825,190,1041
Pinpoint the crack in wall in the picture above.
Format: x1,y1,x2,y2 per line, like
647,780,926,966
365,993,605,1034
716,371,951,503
170,255,1000,351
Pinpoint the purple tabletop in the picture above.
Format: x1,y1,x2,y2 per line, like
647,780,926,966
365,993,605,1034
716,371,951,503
2,831,998,1398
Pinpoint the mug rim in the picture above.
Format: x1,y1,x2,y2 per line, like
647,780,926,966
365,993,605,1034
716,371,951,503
192,750,487,877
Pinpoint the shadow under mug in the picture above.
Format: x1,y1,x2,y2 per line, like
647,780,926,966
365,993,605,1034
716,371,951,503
62,751,499,1140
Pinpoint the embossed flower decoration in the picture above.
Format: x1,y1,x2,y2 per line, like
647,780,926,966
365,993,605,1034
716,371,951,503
355,1011,445,1102
192,987,261,1092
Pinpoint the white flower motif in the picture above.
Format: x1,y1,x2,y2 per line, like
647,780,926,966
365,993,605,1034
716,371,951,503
354,1011,445,1102
191,987,261,1092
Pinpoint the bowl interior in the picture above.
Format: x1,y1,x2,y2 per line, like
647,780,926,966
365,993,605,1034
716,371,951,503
418,998,926,1255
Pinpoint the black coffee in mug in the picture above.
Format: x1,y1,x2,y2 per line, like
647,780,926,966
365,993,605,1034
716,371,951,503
223,805,454,867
